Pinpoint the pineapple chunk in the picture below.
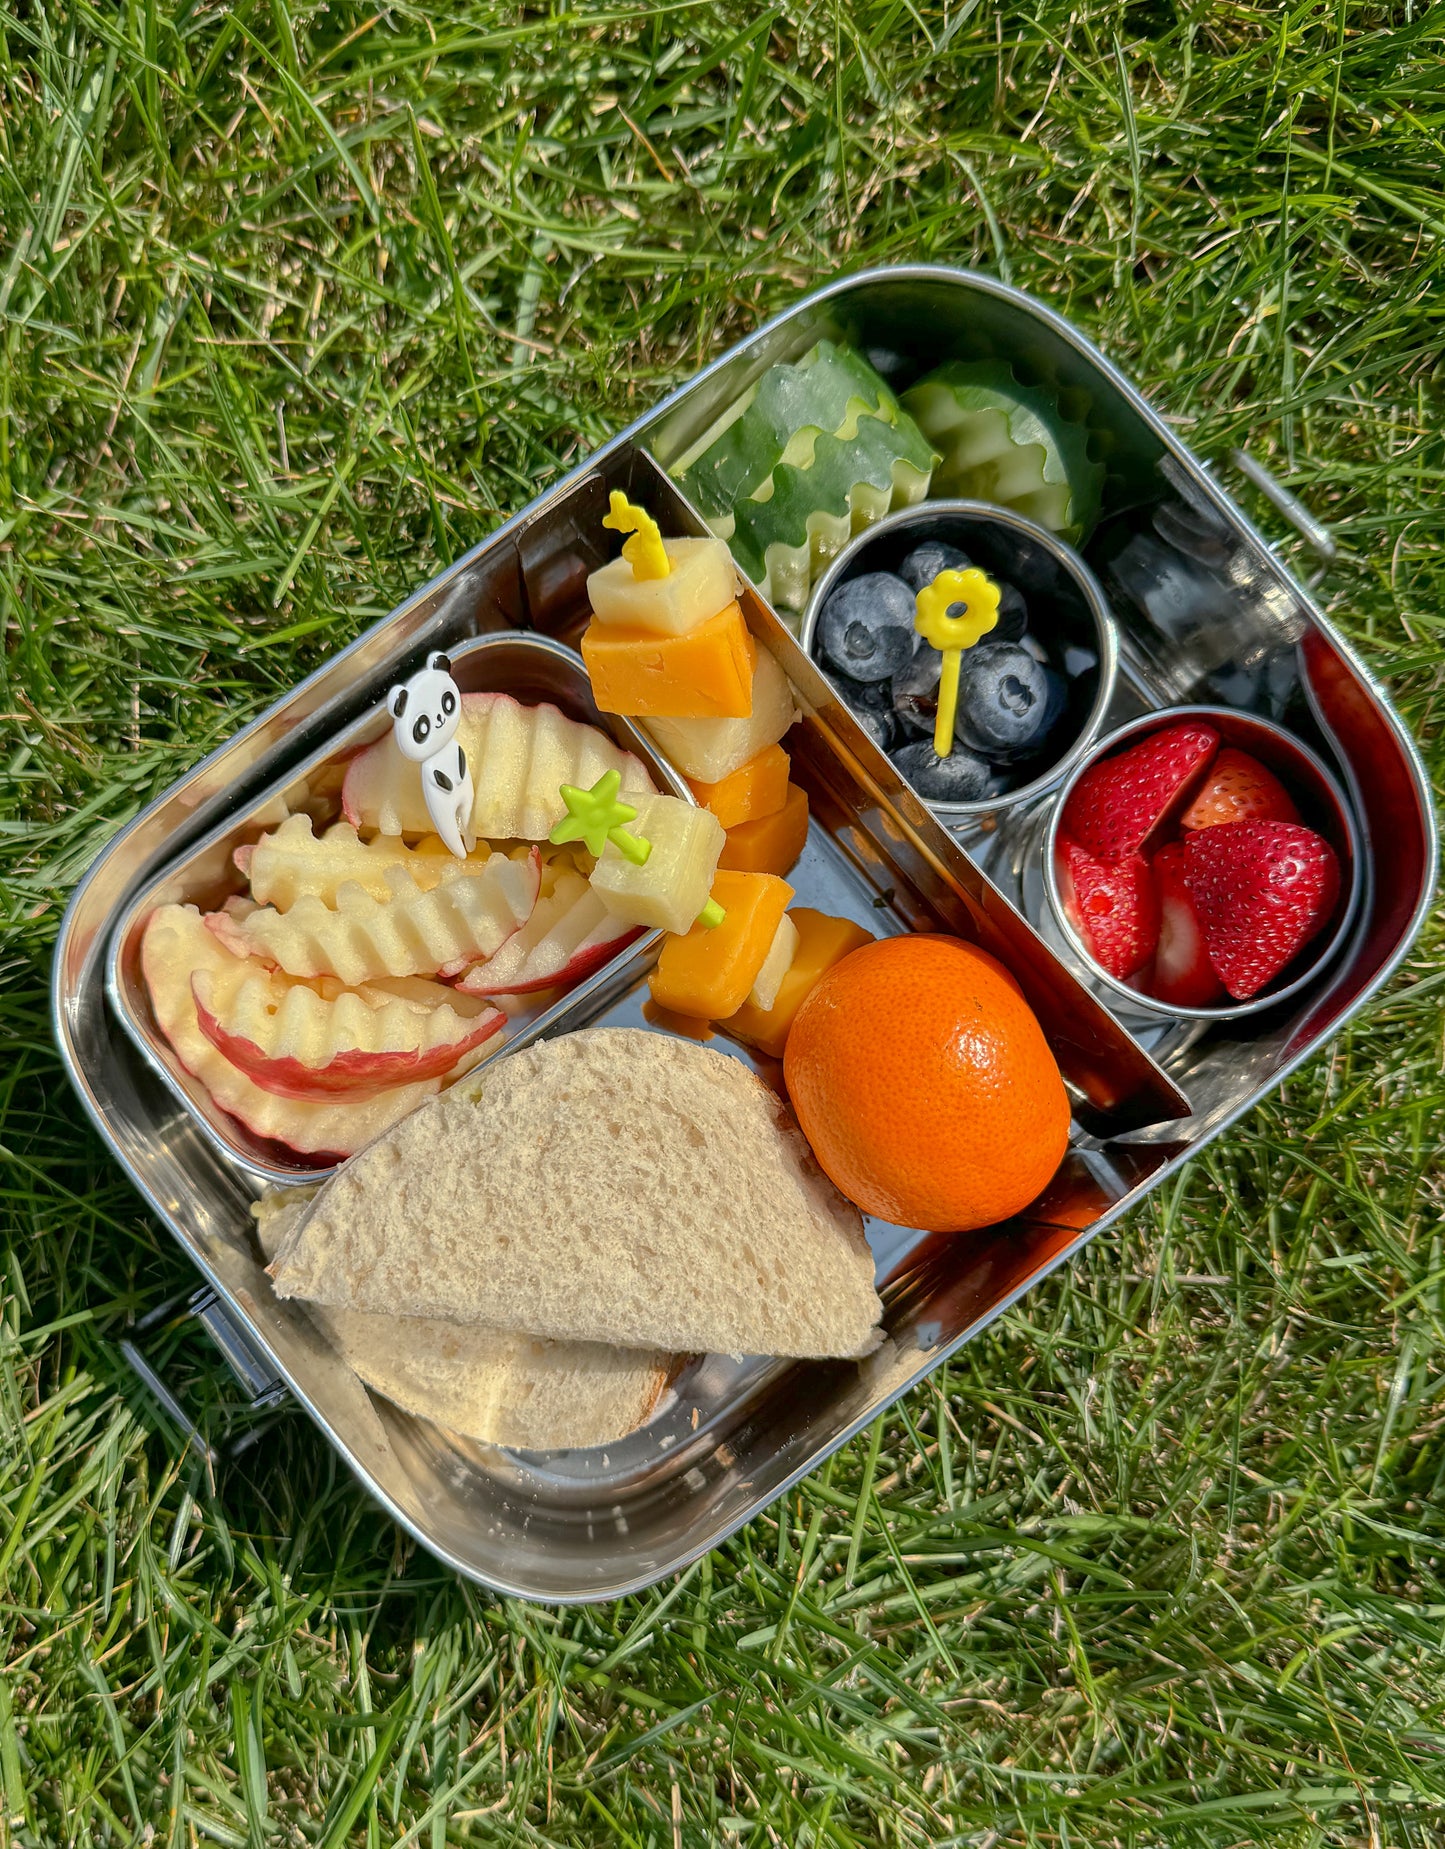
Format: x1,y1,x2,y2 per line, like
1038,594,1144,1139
748,913,800,1012
641,645,797,783
587,793,724,935
587,537,737,636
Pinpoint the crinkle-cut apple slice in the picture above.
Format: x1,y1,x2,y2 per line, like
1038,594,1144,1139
356,974,496,1015
453,868,644,997
236,814,480,908
206,905,258,963
193,961,505,1098
228,847,540,985
140,904,445,1159
341,692,656,842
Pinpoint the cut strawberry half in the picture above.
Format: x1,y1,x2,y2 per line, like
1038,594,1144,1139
1061,721,1219,862
1180,747,1300,832
1149,841,1225,1008
1185,821,1340,1000
1055,835,1160,981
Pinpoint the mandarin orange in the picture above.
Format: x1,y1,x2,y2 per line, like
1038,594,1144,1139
783,934,1069,1232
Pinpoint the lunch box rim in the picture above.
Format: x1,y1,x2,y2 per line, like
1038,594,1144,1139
49,262,1440,1602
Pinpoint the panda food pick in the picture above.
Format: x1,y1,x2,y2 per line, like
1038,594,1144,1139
387,652,475,858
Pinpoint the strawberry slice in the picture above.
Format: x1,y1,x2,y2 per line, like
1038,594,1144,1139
1055,835,1159,980
1180,747,1300,831
1149,841,1225,1008
1062,721,1219,862
1185,821,1340,1000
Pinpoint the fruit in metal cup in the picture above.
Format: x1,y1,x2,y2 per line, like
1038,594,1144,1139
1044,707,1361,1021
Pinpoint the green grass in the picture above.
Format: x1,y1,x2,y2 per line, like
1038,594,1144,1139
2,0,1444,1843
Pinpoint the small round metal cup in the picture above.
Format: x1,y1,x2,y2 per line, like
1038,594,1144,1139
1043,706,1363,1022
800,500,1119,827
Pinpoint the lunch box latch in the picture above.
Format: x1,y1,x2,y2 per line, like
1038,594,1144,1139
120,1285,289,1475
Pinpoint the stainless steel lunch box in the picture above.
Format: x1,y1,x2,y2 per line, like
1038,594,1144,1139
53,266,1436,1602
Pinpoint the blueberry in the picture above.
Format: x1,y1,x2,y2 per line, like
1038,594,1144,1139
1003,667,1069,767
890,649,944,738
898,540,971,595
1040,665,1069,728
992,580,1029,643
834,670,893,715
890,739,991,804
1019,633,1050,665
852,704,897,753
1063,643,1098,678
956,643,1062,759
815,573,916,683
826,671,897,751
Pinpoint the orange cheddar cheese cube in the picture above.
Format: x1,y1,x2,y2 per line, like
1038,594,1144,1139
721,908,874,1059
686,744,791,831
718,782,809,876
647,869,793,1021
582,602,754,720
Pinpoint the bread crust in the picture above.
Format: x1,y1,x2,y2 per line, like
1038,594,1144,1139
254,1189,671,1451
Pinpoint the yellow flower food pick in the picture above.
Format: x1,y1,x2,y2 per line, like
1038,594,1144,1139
602,490,670,581
913,567,1002,758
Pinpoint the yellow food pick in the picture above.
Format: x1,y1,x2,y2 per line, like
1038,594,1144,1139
913,567,1002,758
602,490,670,582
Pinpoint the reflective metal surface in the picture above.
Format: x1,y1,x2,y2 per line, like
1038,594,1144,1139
52,266,1437,1602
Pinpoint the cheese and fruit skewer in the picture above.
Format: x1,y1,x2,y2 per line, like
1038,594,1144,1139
583,491,809,881
576,491,827,1031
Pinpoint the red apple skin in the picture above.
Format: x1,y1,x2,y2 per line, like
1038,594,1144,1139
204,908,258,962
193,978,503,1098
455,924,645,998
141,903,447,1160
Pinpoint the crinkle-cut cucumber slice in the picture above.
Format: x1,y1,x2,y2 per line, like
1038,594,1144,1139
741,455,934,612
755,542,812,618
900,359,1105,543
675,340,900,518
729,413,936,580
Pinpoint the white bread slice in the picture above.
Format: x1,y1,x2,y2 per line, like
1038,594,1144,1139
270,1028,881,1358
253,1190,671,1452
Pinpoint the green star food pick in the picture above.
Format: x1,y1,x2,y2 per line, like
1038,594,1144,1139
550,770,652,864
